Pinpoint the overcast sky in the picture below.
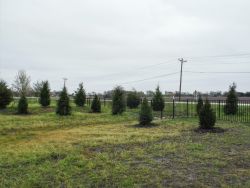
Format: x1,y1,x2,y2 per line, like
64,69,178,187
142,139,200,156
1,0,250,93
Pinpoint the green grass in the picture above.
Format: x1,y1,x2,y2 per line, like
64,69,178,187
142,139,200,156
0,101,250,187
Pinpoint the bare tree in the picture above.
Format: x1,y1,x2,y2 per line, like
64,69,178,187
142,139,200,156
33,80,44,97
12,70,31,96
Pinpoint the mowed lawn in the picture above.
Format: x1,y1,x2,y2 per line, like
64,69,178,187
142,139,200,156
0,101,250,187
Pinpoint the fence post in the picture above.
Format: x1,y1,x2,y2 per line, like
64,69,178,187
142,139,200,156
218,100,221,120
187,99,189,117
103,98,106,106
173,99,175,119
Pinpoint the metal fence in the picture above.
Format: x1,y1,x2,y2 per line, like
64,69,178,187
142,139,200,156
12,97,250,123
85,98,250,122
157,100,250,123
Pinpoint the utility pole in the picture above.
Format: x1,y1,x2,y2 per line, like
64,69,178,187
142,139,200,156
178,58,187,101
63,78,68,87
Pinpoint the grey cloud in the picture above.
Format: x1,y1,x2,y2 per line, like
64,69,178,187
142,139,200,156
0,0,250,93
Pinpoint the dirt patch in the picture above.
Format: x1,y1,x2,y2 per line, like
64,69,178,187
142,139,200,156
134,123,159,128
194,127,226,134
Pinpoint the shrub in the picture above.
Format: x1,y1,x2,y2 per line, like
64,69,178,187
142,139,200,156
17,95,28,114
199,99,216,129
152,85,165,118
91,94,101,113
56,87,71,116
224,83,238,115
112,86,126,115
74,83,86,107
196,95,203,115
0,80,13,109
39,81,50,107
139,97,153,125
127,91,140,109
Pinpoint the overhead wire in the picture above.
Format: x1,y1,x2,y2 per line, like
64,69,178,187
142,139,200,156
184,71,250,74
188,53,250,60
95,52,250,79
89,52,250,85
119,72,179,85
95,58,177,79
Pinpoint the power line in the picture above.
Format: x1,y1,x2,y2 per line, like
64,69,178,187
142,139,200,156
119,72,179,85
186,60,250,65
83,52,250,80
116,70,249,86
188,53,250,60
95,53,250,79
136,58,177,70
95,59,177,79
67,52,250,85
137,53,250,69
184,71,250,74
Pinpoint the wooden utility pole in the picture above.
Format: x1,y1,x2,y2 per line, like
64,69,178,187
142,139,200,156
178,58,187,101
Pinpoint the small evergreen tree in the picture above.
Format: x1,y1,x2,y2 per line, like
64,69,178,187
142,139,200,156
74,83,86,107
199,99,216,129
112,86,126,115
152,85,165,118
127,90,140,109
17,95,28,114
56,86,71,116
91,94,101,113
0,80,13,109
39,81,50,107
196,95,203,115
224,83,238,115
139,97,153,125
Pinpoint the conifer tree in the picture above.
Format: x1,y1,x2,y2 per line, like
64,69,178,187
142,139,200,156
91,94,101,113
224,83,238,115
56,86,71,116
17,95,28,114
199,99,216,129
0,80,13,109
196,94,203,115
127,90,140,109
39,81,50,107
74,83,86,107
139,97,153,125
112,86,126,115
152,85,165,118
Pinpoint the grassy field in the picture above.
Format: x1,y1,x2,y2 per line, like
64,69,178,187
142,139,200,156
0,101,250,187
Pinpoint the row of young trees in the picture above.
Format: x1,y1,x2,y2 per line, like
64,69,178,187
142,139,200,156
0,78,217,129
0,74,163,124
0,71,240,128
